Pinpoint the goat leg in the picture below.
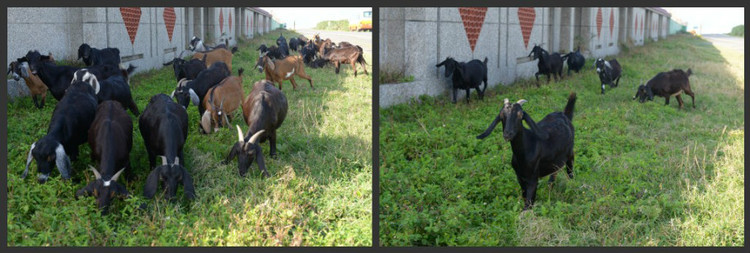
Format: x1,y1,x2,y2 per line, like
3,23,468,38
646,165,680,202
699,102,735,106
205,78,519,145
566,156,574,179
548,174,556,185
269,133,278,158
465,88,470,103
664,96,670,106
524,179,539,210
288,77,299,90
452,88,457,104
676,94,684,110
32,95,41,109
601,84,606,95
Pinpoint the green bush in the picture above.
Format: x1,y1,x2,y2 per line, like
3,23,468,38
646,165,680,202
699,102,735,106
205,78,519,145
315,20,350,31
729,25,744,37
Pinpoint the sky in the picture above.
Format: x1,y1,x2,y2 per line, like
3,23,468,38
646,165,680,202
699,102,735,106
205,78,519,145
664,7,744,34
262,8,372,29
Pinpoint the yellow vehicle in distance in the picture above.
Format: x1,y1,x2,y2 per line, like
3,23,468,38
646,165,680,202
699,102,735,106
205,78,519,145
349,10,372,32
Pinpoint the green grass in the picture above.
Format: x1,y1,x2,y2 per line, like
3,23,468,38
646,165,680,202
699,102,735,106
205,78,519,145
379,34,743,246
7,29,372,246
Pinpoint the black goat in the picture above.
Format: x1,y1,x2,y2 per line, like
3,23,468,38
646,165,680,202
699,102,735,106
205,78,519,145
477,92,577,210
435,57,488,103
634,68,695,109
289,37,300,52
23,51,131,101
171,61,231,117
139,94,195,200
594,58,622,94
163,52,207,81
21,50,79,101
224,80,288,177
276,33,290,58
561,47,585,76
72,69,140,115
75,101,132,214
77,43,121,66
300,41,319,65
529,45,564,86
23,81,98,183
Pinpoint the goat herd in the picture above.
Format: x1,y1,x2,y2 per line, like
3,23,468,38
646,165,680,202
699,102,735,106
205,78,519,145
9,33,369,215
436,44,697,210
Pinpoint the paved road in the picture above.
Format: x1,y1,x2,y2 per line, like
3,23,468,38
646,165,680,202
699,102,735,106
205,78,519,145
295,29,373,55
702,34,744,54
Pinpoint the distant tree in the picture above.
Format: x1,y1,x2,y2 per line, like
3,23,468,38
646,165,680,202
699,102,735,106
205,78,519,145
729,25,744,37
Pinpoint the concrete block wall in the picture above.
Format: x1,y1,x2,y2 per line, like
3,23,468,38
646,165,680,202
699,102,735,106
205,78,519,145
380,7,673,107
6,7,273,101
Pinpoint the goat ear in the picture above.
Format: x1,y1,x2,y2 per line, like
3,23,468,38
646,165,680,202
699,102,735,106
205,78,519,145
477,112,502,140
181,168,195,199
267,59,275,71
254,145,270,178
200,111,212,134
223,142,241,165
75,182,95,198
188,89,200,106
143,167,161,199
55,144,71,179
23,142,36,179
115,182,129,199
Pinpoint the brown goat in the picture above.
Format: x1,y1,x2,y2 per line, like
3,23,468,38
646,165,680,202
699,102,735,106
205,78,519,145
323,46,369,77
8,53,55,108
255,53,314,90
192,48,233,73
200,68,245,134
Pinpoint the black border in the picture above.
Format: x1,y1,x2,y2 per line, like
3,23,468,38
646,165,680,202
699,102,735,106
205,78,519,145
2,0,749,252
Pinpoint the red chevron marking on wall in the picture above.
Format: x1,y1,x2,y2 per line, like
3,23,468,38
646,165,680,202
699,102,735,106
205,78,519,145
120,7,141,45
518,8,536,49
219,9,224,33
596,8,603,39
163,8,176,42
459,7,487,52
609,8,615,38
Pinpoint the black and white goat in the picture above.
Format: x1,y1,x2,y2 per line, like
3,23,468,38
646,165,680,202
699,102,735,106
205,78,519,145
476,92,577,210
435,57,488,103
139,94,195,200
594,58,622,94
529,45,564,86
171,61,231,117
23,81,98,183
72,69,140,115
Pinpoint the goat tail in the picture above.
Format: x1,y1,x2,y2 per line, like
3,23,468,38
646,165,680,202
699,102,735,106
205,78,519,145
483,57,488,65
686,68,692,76
564,92,577,121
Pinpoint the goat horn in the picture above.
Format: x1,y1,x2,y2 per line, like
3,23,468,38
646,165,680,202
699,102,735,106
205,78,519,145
175,157,179,166
248,129,265,144
236,125,245,143
161,156,168,166
504,98,510,106
111,167,125,182
517,99,528,106
88,165,102,180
